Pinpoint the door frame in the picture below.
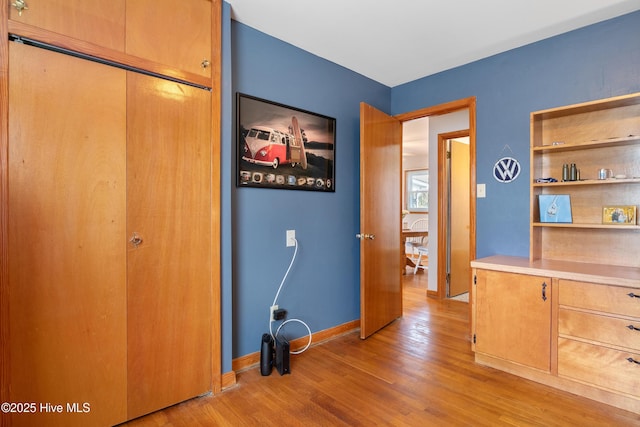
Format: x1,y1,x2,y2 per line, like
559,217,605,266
395,97,476,309
437,130,472,299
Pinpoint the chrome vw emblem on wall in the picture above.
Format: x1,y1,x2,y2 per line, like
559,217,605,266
493,157,521,183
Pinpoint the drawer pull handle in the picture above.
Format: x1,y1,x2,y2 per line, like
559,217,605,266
628,292,640,299
627,325,640,332
541,282,547,301
627,357,640,365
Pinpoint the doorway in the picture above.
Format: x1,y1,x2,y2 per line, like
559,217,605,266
361,97,476,339
440,132,471,299
396,98,476,303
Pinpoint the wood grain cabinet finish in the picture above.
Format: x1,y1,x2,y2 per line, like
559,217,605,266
126,71,212,421
472,256,640,414
8,0,212,80
8,41,128,427
558,338,640,397
558,309,640,351
529,92,640,268
474,269,552,372
7,40,212,427
3,1,220,424
472,93,640,414
8,0,126,50
558,279,640,395
126,0,212,78
559,279,640,318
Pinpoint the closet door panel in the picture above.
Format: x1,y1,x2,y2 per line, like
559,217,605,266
8,42,127,427
125,0,212,77
126,73,212,419
9,0,125,51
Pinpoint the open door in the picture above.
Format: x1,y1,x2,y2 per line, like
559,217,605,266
359,103,402,339
447,136,471,297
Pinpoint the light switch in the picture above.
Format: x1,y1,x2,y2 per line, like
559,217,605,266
477,183,486,198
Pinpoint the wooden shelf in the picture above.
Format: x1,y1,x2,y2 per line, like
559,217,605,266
532,178,640,187
533,92,640,120
530,92,640,269
532,222,640,230
532,135,640,153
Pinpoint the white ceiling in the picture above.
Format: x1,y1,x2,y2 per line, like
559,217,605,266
226,0,640,88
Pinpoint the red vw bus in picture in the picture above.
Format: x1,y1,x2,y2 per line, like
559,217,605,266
241,117,307,169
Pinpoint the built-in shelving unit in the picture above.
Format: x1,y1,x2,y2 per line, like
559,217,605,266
530,92,640,268
472,93,640,417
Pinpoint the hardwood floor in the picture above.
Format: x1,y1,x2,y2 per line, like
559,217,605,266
123,273,640,426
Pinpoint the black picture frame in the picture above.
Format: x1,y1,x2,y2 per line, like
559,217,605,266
237,93,336,192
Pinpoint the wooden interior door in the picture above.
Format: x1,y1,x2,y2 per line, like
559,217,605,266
359,103,402,339
449,138,470,297
8,42,127,427
126,72,212,419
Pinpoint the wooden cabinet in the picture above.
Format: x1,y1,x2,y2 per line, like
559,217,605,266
558,279,640,397
125,0,212,78
2,1,220,424
530,93,640,268
471,256,640,414
8,0,126,50
8,0,212,81
7,40,212,426
474,269,551,371
557,339,640,397
472,93,640,413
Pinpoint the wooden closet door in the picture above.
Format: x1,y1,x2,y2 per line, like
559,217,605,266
8,42,127,427
126,73,212,419
126,0,212,77
9,0,125,50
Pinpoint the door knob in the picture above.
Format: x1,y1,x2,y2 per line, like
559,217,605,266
356,233,376,240
12,0,28,15
129,232,143,248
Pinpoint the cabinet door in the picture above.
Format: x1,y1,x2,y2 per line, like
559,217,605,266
126,0,212,77
9,0,125,51
126,73,212,419
475,270,552,371
8,42,127,427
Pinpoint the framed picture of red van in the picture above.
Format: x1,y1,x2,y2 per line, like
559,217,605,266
237,93,336,192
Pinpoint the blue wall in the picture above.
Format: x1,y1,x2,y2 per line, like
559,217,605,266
226,20,389,364
391,10,640,259
222,8,640,369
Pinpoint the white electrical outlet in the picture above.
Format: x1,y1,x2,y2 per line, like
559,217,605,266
286,230,295,247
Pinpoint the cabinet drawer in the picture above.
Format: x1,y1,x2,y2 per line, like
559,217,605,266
559,279,640,317
559,309,640,351
558,338,640,396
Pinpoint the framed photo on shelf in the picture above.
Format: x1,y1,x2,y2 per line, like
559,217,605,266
237,93,336,192
602,205,637,225
538,195,572,223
